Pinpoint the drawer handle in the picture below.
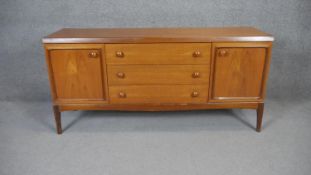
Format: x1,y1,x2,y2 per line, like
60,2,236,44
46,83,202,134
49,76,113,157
116,51,124,58
218,50,228,57
88,52,99,58
118,92,127,98
116,72,125,78
192,51,201,57
191,91,199,97
192,72,200,78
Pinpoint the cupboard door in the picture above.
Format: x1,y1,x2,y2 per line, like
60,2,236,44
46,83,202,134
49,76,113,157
49,49,104,100
210,43,271,102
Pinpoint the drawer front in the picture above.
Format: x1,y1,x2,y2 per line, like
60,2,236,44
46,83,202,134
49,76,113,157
105,43,211,64
109,85,208,104
107,65,210,85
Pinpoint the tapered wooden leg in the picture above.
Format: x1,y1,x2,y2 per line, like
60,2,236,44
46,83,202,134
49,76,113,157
53,105,62,134
256,103,264,132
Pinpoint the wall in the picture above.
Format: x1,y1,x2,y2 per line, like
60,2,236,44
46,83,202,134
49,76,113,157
0,0,310,101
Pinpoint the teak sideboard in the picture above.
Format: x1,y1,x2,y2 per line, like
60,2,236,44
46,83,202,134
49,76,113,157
42,27,274,134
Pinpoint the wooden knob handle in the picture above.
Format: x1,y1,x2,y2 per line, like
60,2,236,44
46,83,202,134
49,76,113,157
118,92,126,98
218,50,228,57
116,51,124,58
191,91,199,97
116,72,125,78
193,51,201,57
88,52,98,58
192,72,200,78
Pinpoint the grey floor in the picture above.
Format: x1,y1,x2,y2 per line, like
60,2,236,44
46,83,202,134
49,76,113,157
0,99,310,175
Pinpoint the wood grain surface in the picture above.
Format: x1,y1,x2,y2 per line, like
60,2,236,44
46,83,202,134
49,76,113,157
42,27,274,43
49,49,104,100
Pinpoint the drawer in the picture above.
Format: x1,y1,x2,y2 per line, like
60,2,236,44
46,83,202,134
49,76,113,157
105,43,211,64
109,85,208,104
107,65,210,85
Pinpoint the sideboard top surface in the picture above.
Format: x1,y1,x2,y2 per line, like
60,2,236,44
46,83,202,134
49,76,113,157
42,27,274,44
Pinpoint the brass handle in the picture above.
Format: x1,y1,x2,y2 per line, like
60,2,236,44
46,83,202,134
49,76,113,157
88,52,99,58
218,50,228,57
193,51,201,57
191,91,199,97
116,51,124,58
116,72,125,78
192,72,200,78
118,92,127,98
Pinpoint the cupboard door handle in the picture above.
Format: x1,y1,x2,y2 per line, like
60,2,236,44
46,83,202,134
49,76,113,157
218,50,228,57
88,52,99,58
192,72,200,78
191,91,199,97
116,51,124,58
116,72,125,78
192,51,201,57
118,92,127,98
